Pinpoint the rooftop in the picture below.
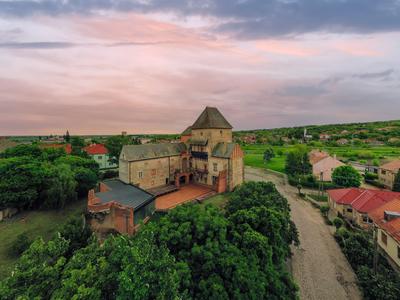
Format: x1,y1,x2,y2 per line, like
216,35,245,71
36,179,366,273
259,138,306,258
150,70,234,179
191,107,233,130
120,143,186,161
96,179,154,210
380,160,400,171
370,199,400,243
83,143,108,155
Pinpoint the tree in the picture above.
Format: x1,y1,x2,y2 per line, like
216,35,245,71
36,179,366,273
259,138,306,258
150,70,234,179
70,136,87,157
65,130,70,143
263,147,274,162
74,167,98,197
393,170,400,192
332,165,362,187
105,135,132,165
285,145,311,176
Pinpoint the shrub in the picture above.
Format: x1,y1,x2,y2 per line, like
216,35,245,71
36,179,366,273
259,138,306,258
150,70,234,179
319,205,329,217
333,217,344,229
364,172,378,181
10,233,32,256
101,169,118,179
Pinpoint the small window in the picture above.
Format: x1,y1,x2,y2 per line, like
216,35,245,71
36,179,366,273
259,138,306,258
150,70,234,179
398,246,400,259
347,208,353,213
151,169,156,176
201,132,203,136
138,171,143,179
381,232,388,245
220,130,223,136
213,163,218,172
362,215,371,224
98,155,102,159
382,170,386,175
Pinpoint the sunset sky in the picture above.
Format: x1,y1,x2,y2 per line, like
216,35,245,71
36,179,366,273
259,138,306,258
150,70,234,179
1,0,400,135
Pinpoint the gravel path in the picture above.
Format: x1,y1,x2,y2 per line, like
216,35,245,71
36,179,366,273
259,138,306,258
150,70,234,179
245,167,362,300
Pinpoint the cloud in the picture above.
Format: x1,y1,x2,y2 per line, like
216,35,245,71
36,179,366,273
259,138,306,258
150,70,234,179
352,69,395,80
0,42,77,49
2,1,400,38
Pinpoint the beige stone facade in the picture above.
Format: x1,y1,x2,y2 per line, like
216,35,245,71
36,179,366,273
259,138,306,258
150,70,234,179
378,160,400,190
119,107,244,193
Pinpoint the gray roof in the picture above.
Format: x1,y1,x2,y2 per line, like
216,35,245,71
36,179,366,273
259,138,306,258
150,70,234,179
189,138,208,146
181,126,192,136
96,179,154,210
120,143,186,161
212,142,237,158
191,107,233,130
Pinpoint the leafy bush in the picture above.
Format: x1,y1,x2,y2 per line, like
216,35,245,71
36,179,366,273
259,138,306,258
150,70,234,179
319,205,329,217
10,233,32,256
332,165,361,187
333,217,344,229
364,172,378,181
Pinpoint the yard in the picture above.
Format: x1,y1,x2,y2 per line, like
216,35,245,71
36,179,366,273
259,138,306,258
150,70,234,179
0,199,86,280
200,193,230,210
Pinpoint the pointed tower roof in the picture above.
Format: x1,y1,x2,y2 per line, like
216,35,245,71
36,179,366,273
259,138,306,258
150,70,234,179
191,107,233,130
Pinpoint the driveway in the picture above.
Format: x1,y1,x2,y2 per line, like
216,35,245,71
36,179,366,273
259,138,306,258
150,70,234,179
245,167,362,300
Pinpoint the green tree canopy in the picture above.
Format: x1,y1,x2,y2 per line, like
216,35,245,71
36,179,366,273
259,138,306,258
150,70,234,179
332,165,362,187
285,145,311,176
105,135,133,165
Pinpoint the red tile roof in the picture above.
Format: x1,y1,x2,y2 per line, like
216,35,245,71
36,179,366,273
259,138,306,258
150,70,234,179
83,144,108,155
328,188,400,213
380,160,400,172
370,199,400,243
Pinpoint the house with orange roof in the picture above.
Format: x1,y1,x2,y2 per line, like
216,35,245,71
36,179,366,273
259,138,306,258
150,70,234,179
328,188,400,228
38,143,72,154
309,150,344,181
83,143,117,170
379,160,400,190
370,199,400,271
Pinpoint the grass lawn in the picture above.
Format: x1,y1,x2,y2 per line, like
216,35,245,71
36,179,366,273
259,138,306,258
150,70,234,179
244,153,286,173
200,193,230,210
308,194,328,202
0,199,86,280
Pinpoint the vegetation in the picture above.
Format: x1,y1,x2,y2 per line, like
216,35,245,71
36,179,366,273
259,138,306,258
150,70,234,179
0,144,98,210
285,145,311,176
332,165,361,187
393,170,400,192
335,228,400,299
263,147,275,162
105,135,140,165
0,199,86,280
0,181,299,299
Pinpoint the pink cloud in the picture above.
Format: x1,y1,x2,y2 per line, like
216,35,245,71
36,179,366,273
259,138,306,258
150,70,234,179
254,40,318,57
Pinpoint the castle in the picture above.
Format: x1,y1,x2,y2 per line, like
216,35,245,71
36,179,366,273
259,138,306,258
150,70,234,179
87,107,243,236
119,106,244,193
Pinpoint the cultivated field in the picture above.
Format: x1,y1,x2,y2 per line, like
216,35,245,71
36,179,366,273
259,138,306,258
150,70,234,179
243,144,400,173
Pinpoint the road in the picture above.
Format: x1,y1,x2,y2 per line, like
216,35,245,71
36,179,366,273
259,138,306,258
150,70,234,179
245,167,362,300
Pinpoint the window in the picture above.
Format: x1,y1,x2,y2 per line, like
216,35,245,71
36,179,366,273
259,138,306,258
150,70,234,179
151,169,156,176
381,232,388,245
347,207,353,213
220,130,223,136
398,246,400,259
98,155,102,159
213,163,218,172
201,132,203,136
138,171,143,179
382,170,386,175
362,215,372,224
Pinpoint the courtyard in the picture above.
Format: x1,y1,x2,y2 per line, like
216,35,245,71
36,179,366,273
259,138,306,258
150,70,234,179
155,184,214,211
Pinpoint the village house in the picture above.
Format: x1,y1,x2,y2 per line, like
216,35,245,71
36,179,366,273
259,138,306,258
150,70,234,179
328,188,400,228
88,107,244,236
379,160,400,190
319,133,331,141
336,138,349,145
309,150,344,181
83,143,117,170
369,199,400,271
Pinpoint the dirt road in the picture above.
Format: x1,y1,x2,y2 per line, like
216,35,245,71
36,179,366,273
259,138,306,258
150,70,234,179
245,167,362,300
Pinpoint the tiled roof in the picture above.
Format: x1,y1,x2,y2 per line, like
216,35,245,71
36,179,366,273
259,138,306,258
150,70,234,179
96,179,154,210
328,188,400,213
309,150,329,165
191,107,233,129
380,160,400,172
370,199,400,243
212,142,237,158
83,144,108,155
120,143,186,161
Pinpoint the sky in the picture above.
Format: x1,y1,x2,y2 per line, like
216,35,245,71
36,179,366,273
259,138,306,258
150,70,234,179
1,0,400,135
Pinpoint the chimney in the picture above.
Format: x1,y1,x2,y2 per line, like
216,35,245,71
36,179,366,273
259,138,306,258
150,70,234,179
384,211,400,222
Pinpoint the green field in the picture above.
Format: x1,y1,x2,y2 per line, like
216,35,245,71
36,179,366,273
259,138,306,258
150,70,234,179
200,194,230,209
242,144,400,173
0,199,86,280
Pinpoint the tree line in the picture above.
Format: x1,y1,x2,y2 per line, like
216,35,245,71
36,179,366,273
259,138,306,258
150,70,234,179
0,181,299,299
0,144,99,210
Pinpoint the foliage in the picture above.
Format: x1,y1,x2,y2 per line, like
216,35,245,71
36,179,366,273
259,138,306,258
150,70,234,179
263,147,275,162
285,145,311,176
393,170,400,192
357,266,400,300
364,172,378,181
332,165,361,187
332,217,344,229
0,181,300,299
319,205,329,217
0,145,98,210
10,233,32,256
105,135,134,165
